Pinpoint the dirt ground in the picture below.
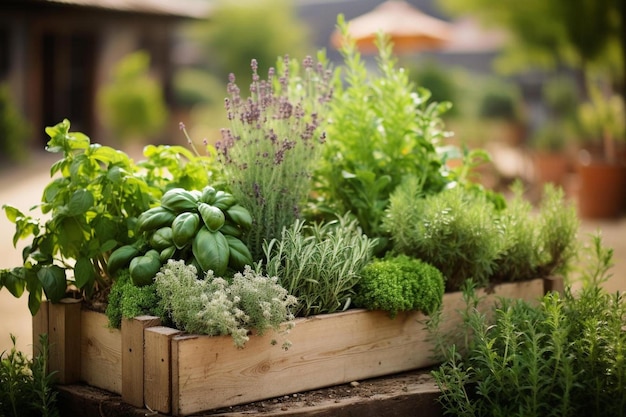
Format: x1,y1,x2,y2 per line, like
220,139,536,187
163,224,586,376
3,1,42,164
1,151,625,358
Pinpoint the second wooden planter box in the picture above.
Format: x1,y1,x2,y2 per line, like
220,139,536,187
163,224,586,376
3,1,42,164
33,277,556,416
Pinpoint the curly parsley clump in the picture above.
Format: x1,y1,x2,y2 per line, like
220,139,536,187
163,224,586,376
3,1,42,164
354,255,444,318
105,268,165,328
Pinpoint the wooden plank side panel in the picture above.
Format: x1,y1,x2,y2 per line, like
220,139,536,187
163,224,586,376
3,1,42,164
80,309,122,394
144,326,182,414
172,278,545,415
48,299,82,384
122,316,161,408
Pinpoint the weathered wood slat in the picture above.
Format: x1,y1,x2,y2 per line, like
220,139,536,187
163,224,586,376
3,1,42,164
80,309,122,394
144,326,183,414
122,315,162,407
48,298,82,384
170,278,545,415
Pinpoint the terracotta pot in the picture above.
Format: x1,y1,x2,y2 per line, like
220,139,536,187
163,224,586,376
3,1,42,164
533,152,570,187
577,162,626,218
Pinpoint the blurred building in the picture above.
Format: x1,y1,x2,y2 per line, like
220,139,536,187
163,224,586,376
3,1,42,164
0,0,210,147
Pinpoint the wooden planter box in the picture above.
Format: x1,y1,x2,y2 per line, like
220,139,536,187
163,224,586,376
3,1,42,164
33,277,559,416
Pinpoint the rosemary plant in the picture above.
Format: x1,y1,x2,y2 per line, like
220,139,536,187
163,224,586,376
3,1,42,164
0,335,58,417
217,54,334,261
262,214,377,317
432,235,626,417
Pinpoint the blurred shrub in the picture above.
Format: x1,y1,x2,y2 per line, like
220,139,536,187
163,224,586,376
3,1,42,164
97,50,168,143
172,68,225,108
408,61,458,116
187,0,312,87
0,83,30,162
478,80,521,121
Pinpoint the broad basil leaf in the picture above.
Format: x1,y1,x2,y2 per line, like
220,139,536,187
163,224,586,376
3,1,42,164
68,189,94,216
38,265,66,302
74,257,95,289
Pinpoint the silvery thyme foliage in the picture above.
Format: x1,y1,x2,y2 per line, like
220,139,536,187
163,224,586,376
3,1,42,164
155,260,297,348
217,54,334,261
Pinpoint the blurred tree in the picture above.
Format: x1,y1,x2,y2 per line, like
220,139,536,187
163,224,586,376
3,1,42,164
0,83,30,161
188,0,312,88
98,51,168,144
437,0,624,95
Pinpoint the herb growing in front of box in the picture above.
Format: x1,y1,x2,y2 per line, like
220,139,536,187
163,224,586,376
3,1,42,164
354,255,444,318
217,54,334,261
262,213,377,317
1,334,58,417
432,234,626,417
155,260,297,348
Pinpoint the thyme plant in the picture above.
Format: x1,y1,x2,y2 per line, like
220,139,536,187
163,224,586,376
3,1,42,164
262,214,377,317
155,260,297,348
217,54,334,261
432,235,626,417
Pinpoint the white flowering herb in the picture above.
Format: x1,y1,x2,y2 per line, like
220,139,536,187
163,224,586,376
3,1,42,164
155,259,297,348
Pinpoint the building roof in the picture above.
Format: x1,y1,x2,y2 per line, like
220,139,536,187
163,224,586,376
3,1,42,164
30,0,212,18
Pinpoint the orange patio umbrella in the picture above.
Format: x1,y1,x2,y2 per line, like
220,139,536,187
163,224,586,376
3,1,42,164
331,0,452,54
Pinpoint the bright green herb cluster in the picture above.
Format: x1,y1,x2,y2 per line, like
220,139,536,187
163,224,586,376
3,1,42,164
217,54,334,261
432,236,626,417
385,180,578,291
105,269,165,329
1,335,58,417
354,255,444,318
262,214,377,317
311,16,454,253
155,260,297,348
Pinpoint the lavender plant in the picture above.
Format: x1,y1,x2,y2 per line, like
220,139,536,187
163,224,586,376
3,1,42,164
217,54,334,261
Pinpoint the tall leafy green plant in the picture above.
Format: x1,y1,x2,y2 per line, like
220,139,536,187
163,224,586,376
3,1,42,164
0,119,219,314
313,16,454,253
217,54,334,261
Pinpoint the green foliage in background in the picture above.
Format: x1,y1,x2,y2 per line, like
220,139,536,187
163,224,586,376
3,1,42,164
437,0,624,88
407,61,459,117
354,255,444,318
432,235,626,417
187,0,311,88
98,50,168,143
0,335,58,417
0,83,30,162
